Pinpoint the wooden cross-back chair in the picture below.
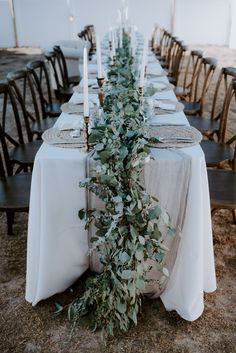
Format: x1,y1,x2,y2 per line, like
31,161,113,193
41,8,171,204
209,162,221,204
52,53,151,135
151,24,159,52
168,41,187,86
154,29,170,62
0,83,32,234
0,72,42,172
78,30,86,40
85,25,96,53
201,78,236,168
53,46,80,87
78,27,94,56
207,80,236,222
0,149,31,235
26,60,61,118
7,69,57,139
181,56,217,116
158,31,172,66
152,26,166,57
153,27,165,57
44,50,74,103
187,67,236,139
164,35,178,70
175,50,203,100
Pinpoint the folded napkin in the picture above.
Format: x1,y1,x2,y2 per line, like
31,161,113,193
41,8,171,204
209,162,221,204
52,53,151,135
72,96,97,108
148,69,165,76
154,101,176,111
151,82,167,90
149,76,167,83
148,113,188,126
147,64,165,76
148,55,157,62
88,78,97,86
57,115,83,131
88,95,99,105
88,65,98,74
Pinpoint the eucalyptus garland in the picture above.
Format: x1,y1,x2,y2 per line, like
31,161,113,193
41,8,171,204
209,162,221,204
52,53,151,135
67,33,175,337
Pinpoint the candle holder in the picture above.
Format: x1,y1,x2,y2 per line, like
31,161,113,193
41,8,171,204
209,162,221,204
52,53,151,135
144,65,147,76
97,77,105,107
139,87,144,105
97,77,104,89
83,116,90,152
139,87,144,97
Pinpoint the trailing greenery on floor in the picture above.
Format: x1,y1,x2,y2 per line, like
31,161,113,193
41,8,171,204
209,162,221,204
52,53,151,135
67,33,175,338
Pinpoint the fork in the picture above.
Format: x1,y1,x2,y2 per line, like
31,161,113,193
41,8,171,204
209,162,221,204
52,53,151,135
158,136,192,143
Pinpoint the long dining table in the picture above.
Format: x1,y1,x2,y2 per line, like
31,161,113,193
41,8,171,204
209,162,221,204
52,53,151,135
26,42,216,321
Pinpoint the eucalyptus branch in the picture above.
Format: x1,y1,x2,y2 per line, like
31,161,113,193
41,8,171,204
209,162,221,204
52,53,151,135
65,32,175,338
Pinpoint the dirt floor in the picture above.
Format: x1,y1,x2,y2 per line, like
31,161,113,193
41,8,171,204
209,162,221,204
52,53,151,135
0,46,236,353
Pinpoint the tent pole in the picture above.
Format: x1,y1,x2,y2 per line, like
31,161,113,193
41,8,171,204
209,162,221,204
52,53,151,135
9,0,18,47
171,0,176,34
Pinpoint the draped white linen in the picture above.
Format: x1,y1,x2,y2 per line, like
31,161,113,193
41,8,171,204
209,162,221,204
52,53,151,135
26,55,216,321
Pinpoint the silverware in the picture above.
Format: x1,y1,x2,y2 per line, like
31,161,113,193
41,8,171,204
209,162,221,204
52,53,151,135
149,123,186,127
158,137,192,143
49,141,85,145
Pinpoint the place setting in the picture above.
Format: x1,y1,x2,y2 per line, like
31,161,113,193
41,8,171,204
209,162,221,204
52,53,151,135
146,63,168,78
145,81,174,95
143,98,185,119
73,78,100,93
42,127,86,149
146,124,202,148
60,98,98,115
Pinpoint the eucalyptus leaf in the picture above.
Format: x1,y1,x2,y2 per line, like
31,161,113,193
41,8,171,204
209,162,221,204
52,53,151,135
119,251,130,264
120,270,132,280
117,301,127,314
148,206,162,220
136,278,146,290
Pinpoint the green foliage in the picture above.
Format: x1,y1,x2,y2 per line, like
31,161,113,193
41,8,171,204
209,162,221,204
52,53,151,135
67,31,175,338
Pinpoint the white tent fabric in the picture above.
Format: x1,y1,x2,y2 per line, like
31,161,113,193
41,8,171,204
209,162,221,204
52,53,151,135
1,0,235,48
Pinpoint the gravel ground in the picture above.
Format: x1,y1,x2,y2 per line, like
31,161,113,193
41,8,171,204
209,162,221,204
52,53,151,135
0,46,235,353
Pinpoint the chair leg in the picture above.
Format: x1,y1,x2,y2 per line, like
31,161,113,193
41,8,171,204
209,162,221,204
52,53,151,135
6,212,14,235
211,208,218,218
232,210,236,224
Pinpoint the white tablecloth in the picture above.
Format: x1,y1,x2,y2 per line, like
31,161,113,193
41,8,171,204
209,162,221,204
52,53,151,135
26,57,216,321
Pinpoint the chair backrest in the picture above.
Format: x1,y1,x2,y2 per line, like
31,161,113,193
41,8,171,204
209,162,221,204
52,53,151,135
0,82,17,176
78,30,86,40
210,67,236,121
233,132,236,171
53,45,70,87
170,41,187,85
151,25,159,51
78,26,95,55
26,60,53,118
219,79,236,145
44,50,67,94
0,150,6,178
181,50,203,99
191,56,217,115
7,69,40,143
85,25,96,47
160,30,172,59
165,35,177,68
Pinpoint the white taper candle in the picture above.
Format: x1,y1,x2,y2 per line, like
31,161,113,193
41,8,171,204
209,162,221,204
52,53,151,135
119,27,123,48
112,30,116,57
96,35,103,78
139,36,148,88
83,47,89,117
